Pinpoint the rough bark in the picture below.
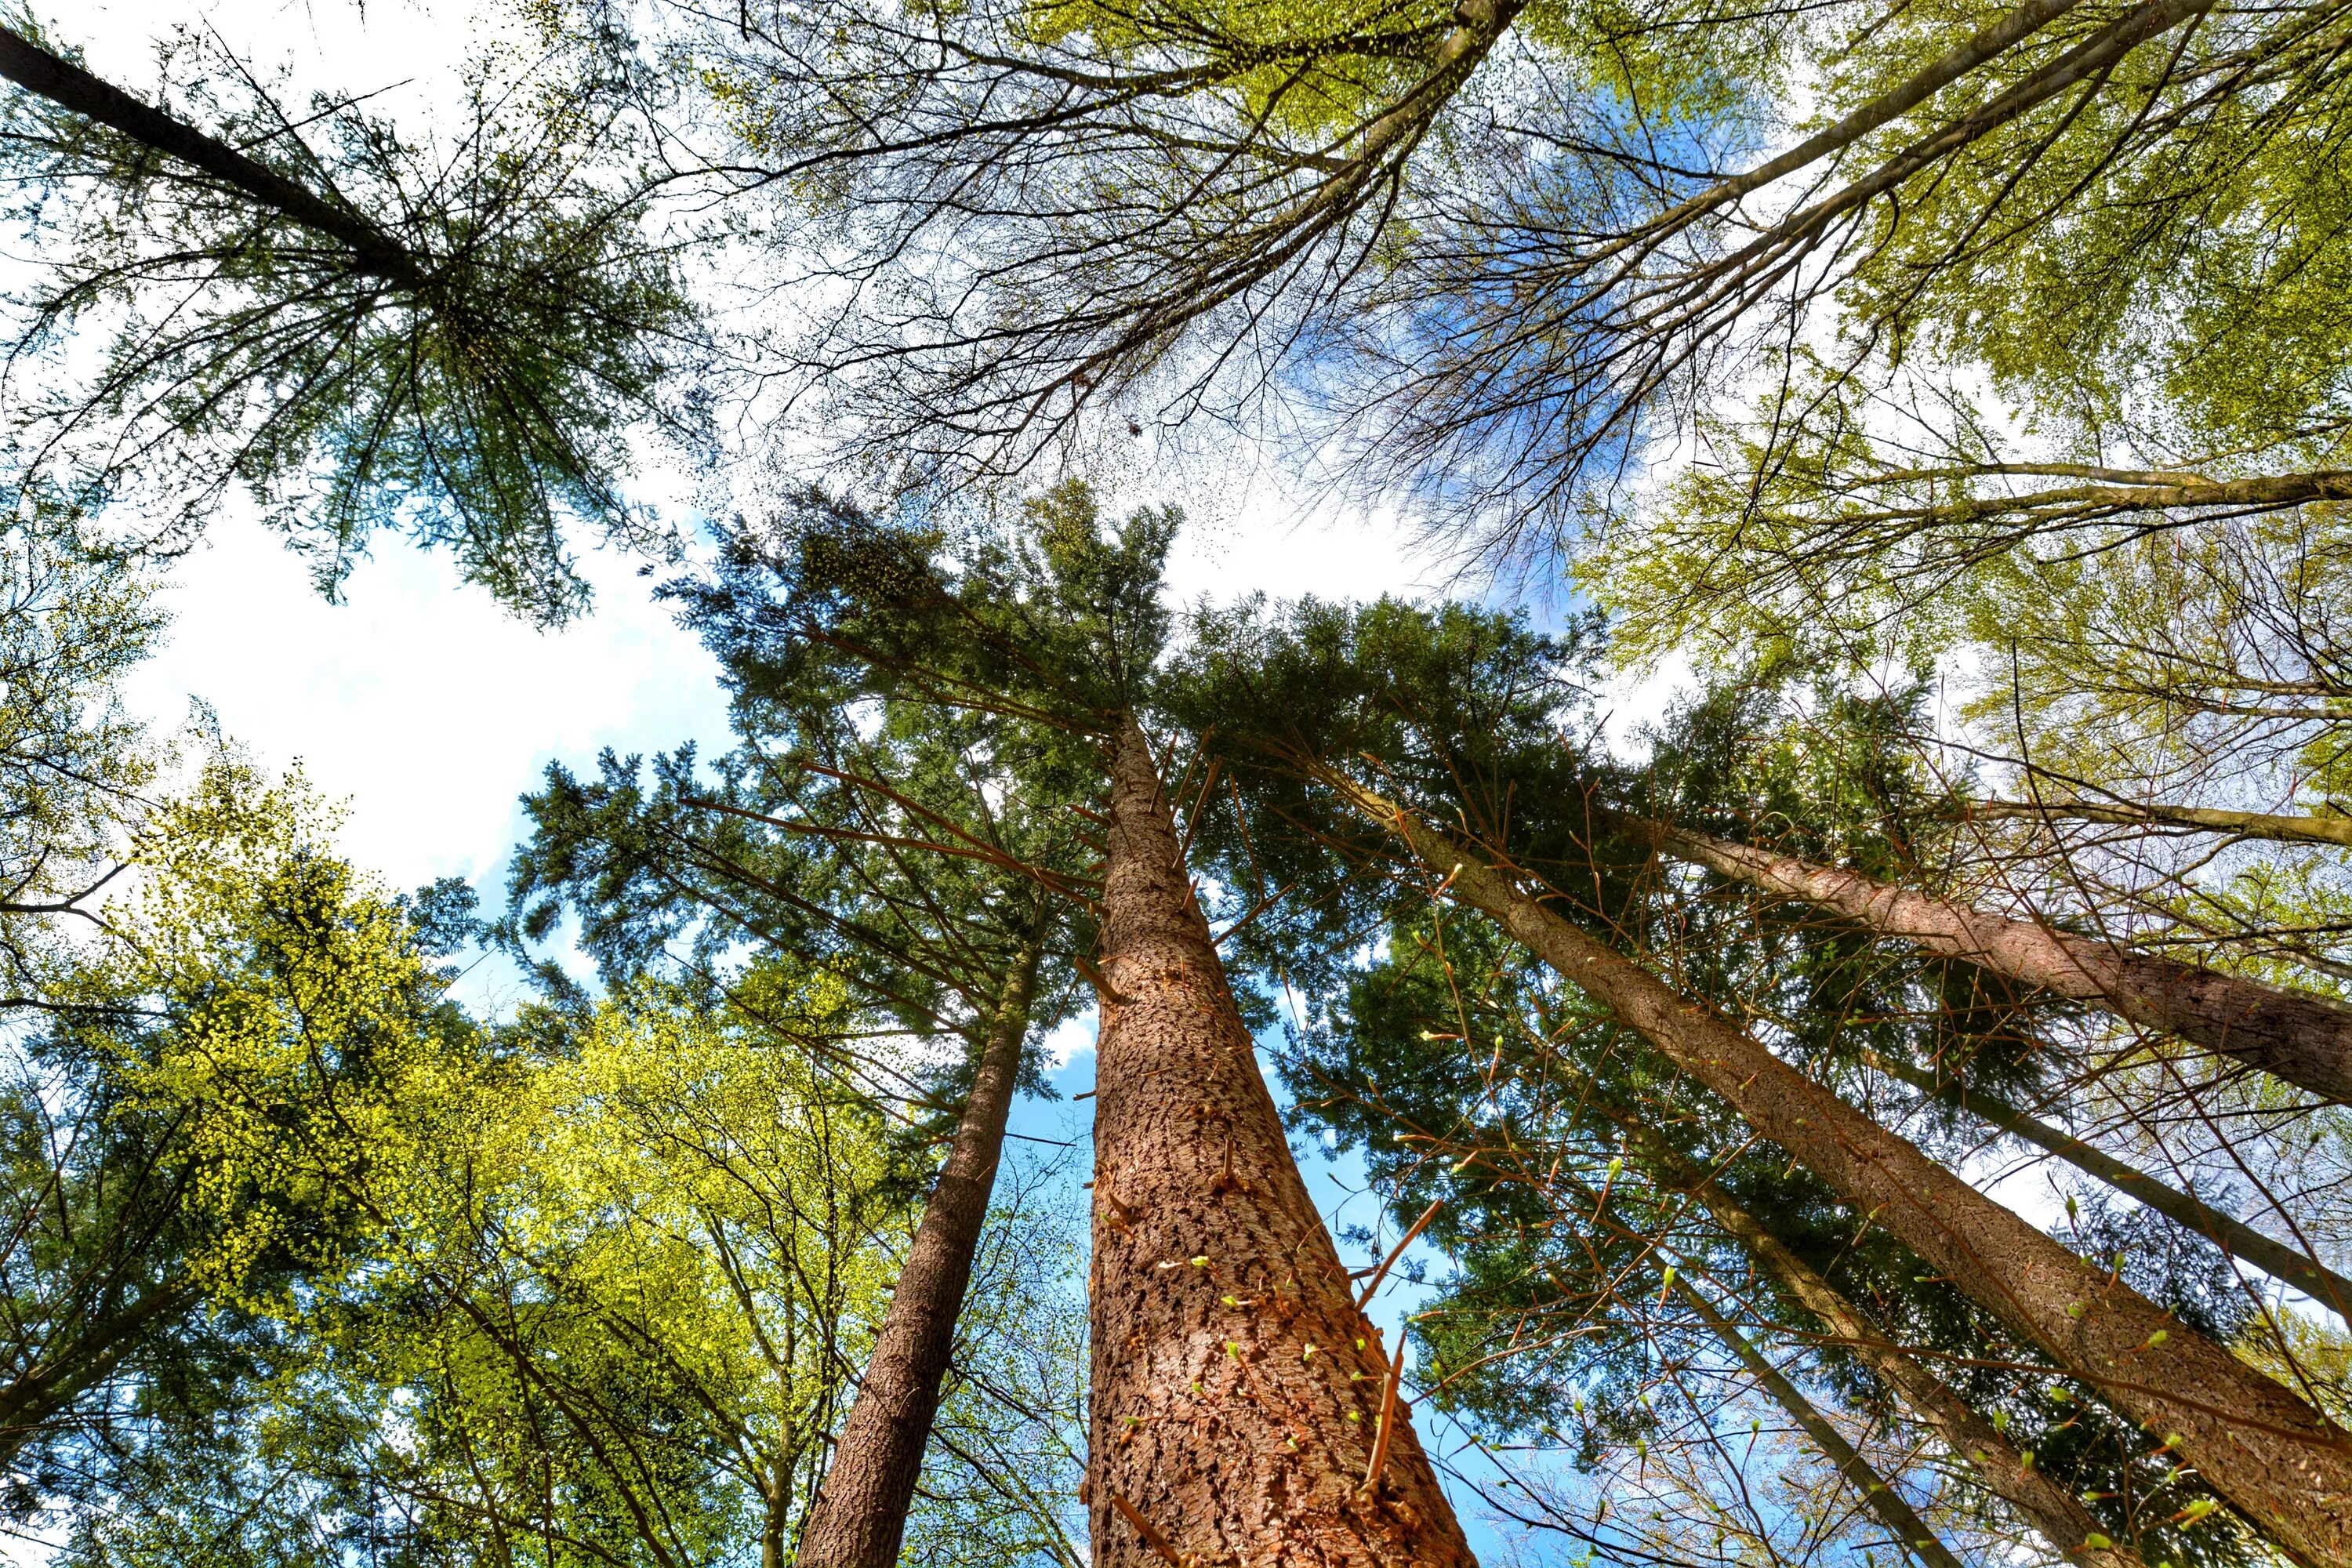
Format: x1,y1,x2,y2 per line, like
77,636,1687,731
1334,779,2352,1566
797,935,1044,1568
1623,1124,2144,1568
1652,823,2352,1105
0,24,424,285
1673,1279,1967,1568
1870,1052,2352,1315
1089,718,1474,1568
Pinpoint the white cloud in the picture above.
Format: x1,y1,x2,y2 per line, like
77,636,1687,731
120,518,734,901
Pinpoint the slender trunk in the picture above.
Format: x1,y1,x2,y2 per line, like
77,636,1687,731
1335,778,2352,1566
1674,1279,1966,1568
1089,717,1472,1568
1965,797,2352,849
762,1472,789,1568
0,24,423,285
1653,823,2352,1105
1871,1052,2352,1315
1620,1121,2144,1568
796,935,1044,1568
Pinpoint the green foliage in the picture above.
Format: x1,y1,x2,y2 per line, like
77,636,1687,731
0,19,710,622
62,960,1091,1568
0,511,161,961
61,960,895,1565
1292,895,2259,1567
0,751,464,1526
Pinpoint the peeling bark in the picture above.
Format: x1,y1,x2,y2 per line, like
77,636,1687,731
1088,718,1474,1568
1337,779,2352,1566
797,936,1044,1568
1654,824,2352,1105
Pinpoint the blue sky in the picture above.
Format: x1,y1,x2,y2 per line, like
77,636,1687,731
72,2,1691,1556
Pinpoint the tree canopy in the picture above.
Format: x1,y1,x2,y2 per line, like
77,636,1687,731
2,1,2351,1566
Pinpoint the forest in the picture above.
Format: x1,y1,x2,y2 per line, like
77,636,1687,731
0,0,2346,1563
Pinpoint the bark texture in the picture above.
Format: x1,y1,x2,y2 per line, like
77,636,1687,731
1338,782,2352,1566
1655,825,2352,1105
1871,1053,2352,1314
797,938,1044,1568
1673,1279,1967,1568
1089,719,1473,1568
0,24,423,284
1626,1126,2143,1568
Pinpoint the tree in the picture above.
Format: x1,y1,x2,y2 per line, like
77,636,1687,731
510,485,1110,1568
1291,897,2246,1564
1636,818,2352,1105
594,0,2352,561
0,17,710,622
63,957,1087,1568
0,514,161,996
582,484,1476,1564
5,754,466,1514
1179,592,2352,1563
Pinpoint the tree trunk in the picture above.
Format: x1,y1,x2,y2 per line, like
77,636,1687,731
1652,823,2352,1105
1870,1052,2352,1314
796,934,1044,1568
1673,1278,1967,1568
1088,717,1474,1568
1334,778,2352,1566
0,1279,198,1475
1963,797,2352,849
0,24,423,285
1620,1121,2145,1568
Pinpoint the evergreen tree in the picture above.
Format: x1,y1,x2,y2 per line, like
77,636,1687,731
0,17,709,622
531,482,1478,1566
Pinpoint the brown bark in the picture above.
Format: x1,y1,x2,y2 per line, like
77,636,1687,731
1964,797,2352,849
796,935,1044,1568
1334,779,2352,1566
1622,1124,2143,1568
1653,824,2352,1105
1870,1052,2352,1314
1088,717,1474,1568
1672,1279,1968,1568
0,25,425,285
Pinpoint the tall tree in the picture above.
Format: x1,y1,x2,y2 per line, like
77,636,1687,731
1636,818,2352,1104
598,484,1477,1564
8,756,472,1508
1279,858,2234,1564
610,0,2352,561
512,489,1106,1568
1180,593,2352,1564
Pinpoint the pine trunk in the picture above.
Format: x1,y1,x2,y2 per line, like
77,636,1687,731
1656,825,2352,1105
0,24,423,285
1088,717,1474,1568
796,936,1044,1568
1965,797,2352,850
1339,780,2352,1566
1871,1052,2352,1312
1622,1122,2145,1568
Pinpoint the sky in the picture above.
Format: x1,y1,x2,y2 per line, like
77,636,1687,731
63,0,1677,1556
